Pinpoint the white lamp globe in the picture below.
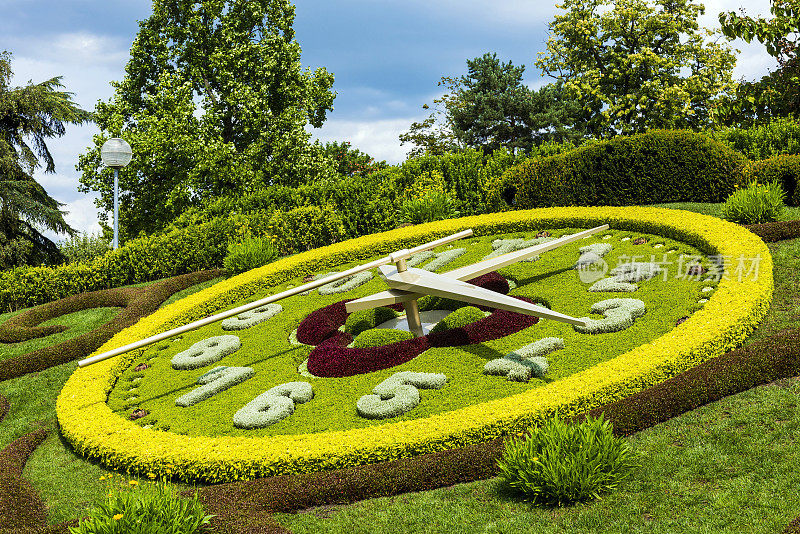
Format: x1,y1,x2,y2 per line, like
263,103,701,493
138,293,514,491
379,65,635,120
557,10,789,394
100,138,132,168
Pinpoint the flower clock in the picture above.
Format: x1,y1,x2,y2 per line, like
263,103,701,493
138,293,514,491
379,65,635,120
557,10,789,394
57,207,773,483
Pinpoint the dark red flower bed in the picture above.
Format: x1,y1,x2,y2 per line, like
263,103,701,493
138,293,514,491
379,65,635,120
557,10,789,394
301,271,540,378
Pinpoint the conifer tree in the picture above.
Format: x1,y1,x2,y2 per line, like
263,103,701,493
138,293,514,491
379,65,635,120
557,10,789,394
0,51,89,268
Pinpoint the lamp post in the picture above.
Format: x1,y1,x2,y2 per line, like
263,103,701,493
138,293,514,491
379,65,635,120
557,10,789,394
100,138,132,249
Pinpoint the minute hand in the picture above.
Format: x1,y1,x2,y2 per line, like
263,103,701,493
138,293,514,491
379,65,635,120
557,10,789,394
379,266,587,327
441,224,609,281
345,224,609,313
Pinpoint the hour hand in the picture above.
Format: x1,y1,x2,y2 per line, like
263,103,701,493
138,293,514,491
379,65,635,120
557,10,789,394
377,266,587,327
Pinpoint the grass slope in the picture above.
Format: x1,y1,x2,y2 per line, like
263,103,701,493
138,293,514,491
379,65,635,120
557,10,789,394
0,203,799,530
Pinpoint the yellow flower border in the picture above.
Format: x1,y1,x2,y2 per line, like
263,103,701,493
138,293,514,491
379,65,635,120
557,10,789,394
56,207,773,482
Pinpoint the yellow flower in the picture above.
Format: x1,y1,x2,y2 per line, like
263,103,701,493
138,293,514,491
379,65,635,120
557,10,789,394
129,480,139,486
99,476,106,481
147,472,156,479
113,514,123,521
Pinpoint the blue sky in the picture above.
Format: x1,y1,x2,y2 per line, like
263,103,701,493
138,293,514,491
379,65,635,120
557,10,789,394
1,0,776,239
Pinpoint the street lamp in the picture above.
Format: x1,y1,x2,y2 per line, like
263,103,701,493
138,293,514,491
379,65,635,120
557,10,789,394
100,138,132,249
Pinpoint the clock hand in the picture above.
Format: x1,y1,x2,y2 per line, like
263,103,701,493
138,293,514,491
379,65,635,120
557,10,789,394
346,224,609,313
378,266,587,327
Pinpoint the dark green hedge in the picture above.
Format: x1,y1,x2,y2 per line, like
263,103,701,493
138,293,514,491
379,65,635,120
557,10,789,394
491,130,749,210
0,270,222,380
747,155,800,206
0,218,234,312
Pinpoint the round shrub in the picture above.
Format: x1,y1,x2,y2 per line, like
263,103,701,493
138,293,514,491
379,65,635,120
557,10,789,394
344,306,400,336
352,328,414,348
497,414,638,506
747,154,800,206
489,129,748,210
722,178,787,225
430,305,485,333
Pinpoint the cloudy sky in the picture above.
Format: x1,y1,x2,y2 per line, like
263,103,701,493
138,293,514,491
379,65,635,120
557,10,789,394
1,0,776,239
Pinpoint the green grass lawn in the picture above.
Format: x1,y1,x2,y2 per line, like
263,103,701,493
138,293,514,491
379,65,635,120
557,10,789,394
1,203,799,531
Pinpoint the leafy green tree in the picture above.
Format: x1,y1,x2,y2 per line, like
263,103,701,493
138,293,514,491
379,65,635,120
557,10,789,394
400,54,585,157
0,51,89,268
717,0,800,126
399,76,466,158
78,0,336,239
536,0,738,137
318,141,387,177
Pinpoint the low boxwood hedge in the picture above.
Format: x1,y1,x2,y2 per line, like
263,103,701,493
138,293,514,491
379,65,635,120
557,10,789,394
0,428,49,529
0,270,222,381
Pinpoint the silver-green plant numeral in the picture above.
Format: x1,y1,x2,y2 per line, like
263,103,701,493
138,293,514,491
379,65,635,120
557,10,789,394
175,366,255,407
171,335,242,370
357,371,447,419
484,337,563,382
573,298,646,334
233,381,314,429
221,303,282,330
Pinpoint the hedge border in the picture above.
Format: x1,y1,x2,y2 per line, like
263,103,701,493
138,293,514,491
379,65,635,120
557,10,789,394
0,270,222,381
0,428,50,529
56,206,773,482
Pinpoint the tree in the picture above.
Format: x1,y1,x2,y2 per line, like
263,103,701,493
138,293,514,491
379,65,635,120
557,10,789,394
0,52,89,269
717,0,800,126
78,0,336,239
400,53,585,157
399,76,466,158
535,0,738,137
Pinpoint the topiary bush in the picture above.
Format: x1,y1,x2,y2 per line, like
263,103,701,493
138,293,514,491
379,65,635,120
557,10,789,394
429,305,485,333
344,307,400,336
352,328,414,348
722,179,787,225
497,414,638,506
747,155,800,206
489,130,748,210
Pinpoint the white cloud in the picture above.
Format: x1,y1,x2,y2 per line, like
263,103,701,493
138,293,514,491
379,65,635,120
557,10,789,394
311,117,424,164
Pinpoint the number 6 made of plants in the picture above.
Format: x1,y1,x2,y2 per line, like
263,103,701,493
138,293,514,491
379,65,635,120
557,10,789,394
357,371,447,419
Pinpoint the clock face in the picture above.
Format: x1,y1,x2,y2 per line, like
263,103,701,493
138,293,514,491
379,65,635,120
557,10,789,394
106,227,717,438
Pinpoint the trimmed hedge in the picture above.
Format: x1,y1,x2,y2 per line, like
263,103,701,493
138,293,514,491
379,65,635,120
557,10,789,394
489,130,748,210
0,219,234,312
743,220,800,242
747,155,800,206
0,429,49,529
0,270,222,381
